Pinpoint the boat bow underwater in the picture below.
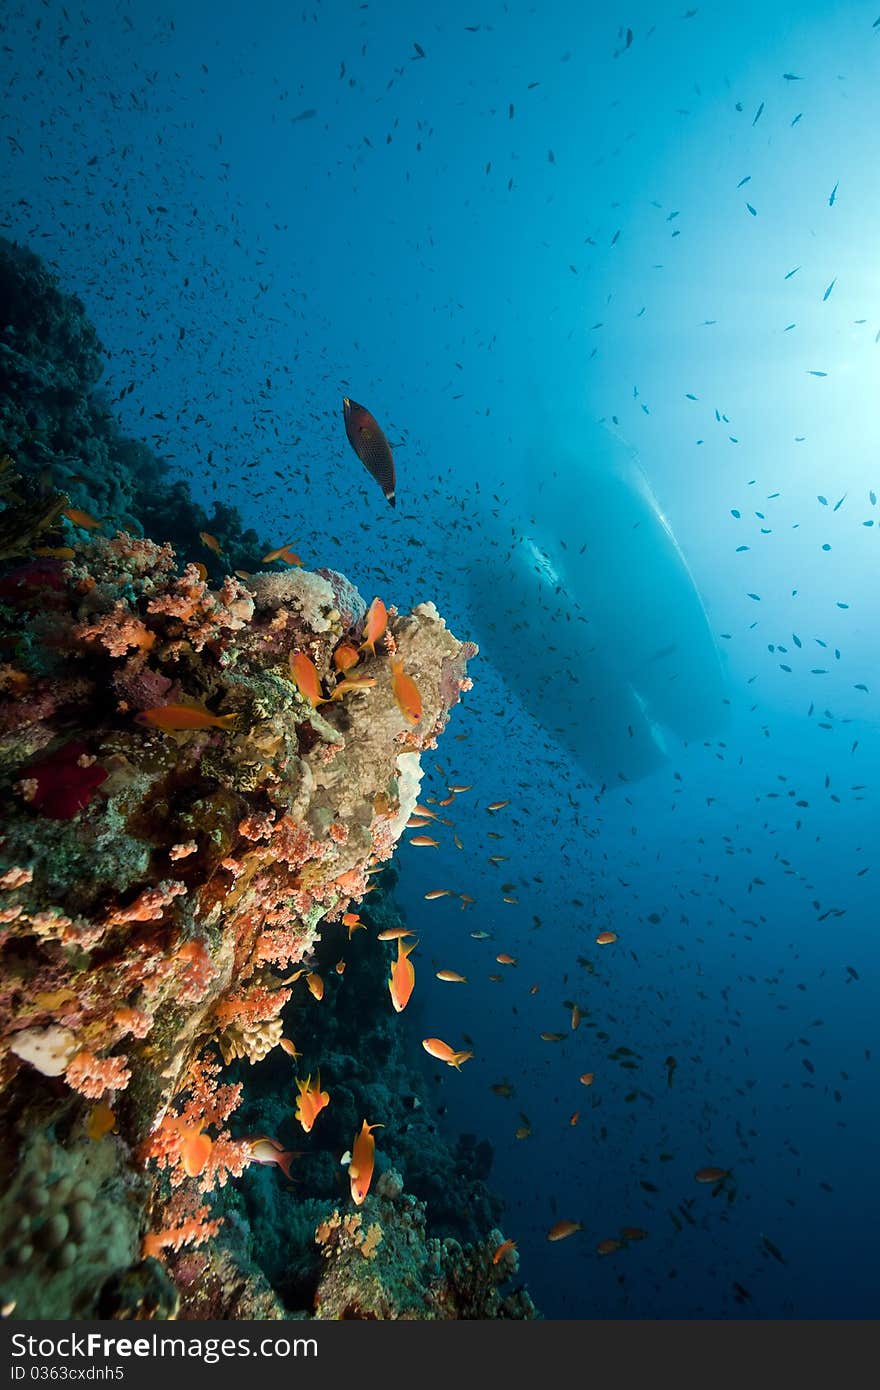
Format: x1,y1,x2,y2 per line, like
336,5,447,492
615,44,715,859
465,420,727,785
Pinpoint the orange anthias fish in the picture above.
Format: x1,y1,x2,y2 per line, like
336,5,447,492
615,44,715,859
409,835,439,848
422,1037,473,1069
135,703,236,732
330,676,377,701
262,543,303,565
436,969,468,984
199,531,222,556
33,545,76,560
343,397,396,507
492,1238,518,1265
295,1073,330,1133
342,912,365,937
547,1220,582,1242
388,935,417,1013
244,1135,299,1179
333,643,361,673
306,972,324,1001
596,930,618,945
377,927,417,941
62,506,103,531
360,597,388,655
349,1119,383,1206
290,651,326,707
391,658,422,726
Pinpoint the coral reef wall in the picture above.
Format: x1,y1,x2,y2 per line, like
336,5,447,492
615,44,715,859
0,235,265,571
0,238,534,1320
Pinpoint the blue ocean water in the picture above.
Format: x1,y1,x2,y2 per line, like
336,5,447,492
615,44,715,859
3,0,878,1318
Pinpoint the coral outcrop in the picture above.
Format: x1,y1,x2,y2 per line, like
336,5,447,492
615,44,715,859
313,1197,533,1320
0,235,534,1322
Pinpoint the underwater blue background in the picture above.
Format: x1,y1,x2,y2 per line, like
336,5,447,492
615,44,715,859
3,0,879,1317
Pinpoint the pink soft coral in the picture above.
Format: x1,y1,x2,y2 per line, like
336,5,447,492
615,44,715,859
212,983,290,1033
74,604,156,658
175,939,218,1004
65,1049,131,1099
146,566,254,653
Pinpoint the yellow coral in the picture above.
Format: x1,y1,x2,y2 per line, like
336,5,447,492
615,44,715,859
361,1223,383,1260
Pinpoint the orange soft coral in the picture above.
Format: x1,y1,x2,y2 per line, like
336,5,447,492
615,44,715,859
140,1054,252,1193
105,880,187,926
142,1189,223,1262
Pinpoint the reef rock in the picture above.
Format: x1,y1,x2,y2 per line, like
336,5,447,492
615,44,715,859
0,237,533,1323
313,1196,536,1320
0,506,475,1312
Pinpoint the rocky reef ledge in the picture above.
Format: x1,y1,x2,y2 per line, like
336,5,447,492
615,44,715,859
0,238,535,1321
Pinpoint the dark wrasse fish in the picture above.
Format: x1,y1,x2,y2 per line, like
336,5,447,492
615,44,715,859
342,396,396,506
